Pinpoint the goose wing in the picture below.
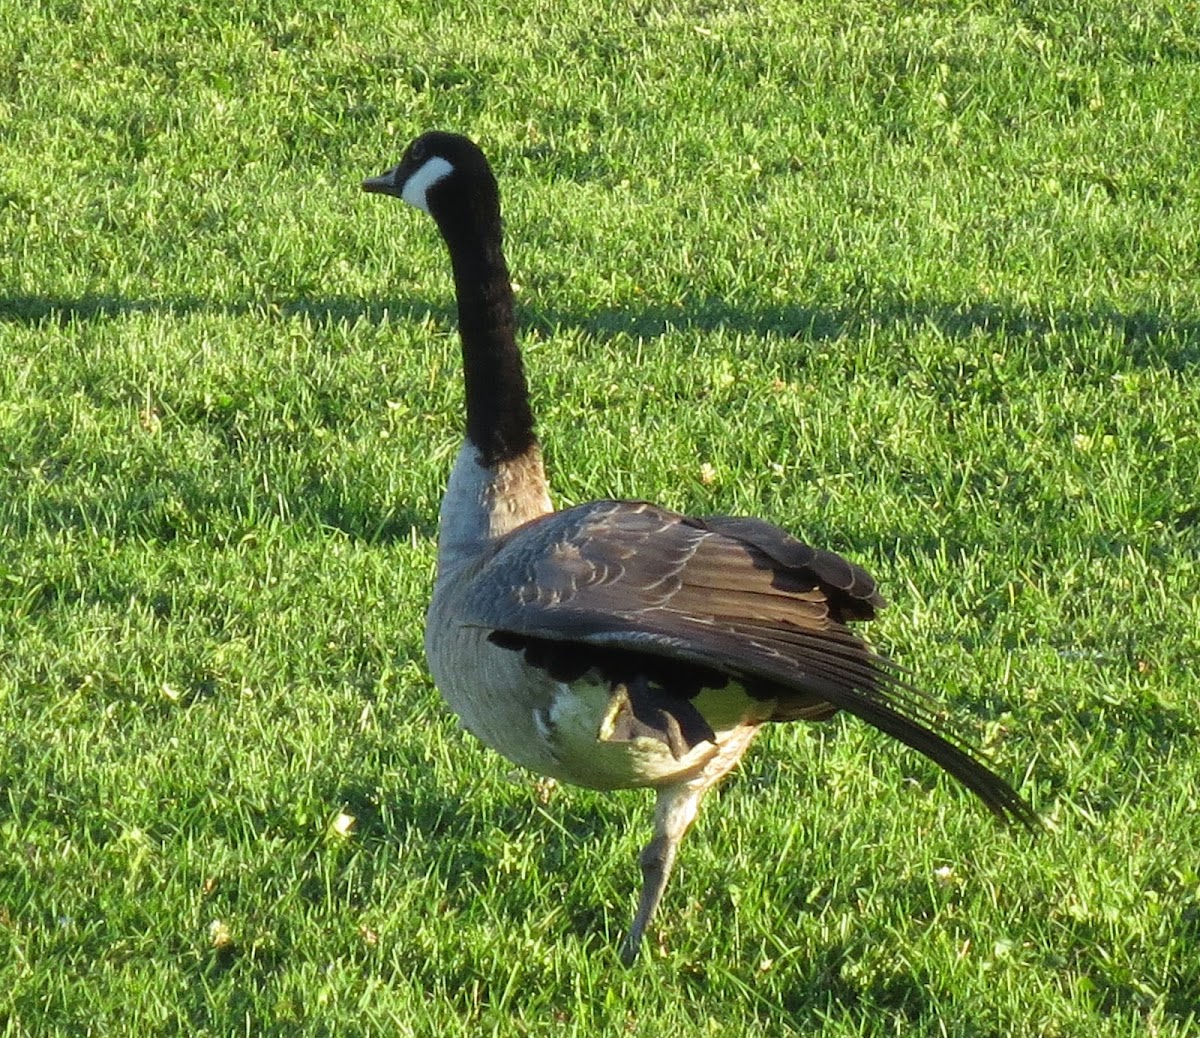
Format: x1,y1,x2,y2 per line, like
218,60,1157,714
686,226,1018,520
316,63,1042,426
464,500,1036,828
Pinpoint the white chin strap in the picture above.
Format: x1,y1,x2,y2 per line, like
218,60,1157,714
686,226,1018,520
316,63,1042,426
402,156,455,214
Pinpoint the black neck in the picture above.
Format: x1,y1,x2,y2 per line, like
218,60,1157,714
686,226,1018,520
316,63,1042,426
440,216,538,468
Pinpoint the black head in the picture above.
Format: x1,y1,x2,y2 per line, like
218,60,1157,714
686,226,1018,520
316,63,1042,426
362,131,500,233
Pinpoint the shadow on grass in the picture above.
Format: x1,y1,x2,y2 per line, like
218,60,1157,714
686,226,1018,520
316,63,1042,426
781,944,941,1027
2,292,1198,370
3,472,436,549
4,291,1196,560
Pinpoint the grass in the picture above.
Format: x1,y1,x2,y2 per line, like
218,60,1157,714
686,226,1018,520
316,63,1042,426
2,0,1199,1033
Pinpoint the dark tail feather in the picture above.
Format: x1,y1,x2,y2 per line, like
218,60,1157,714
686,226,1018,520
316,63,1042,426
825,689,1039,830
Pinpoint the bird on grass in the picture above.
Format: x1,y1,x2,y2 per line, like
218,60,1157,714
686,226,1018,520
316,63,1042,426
362,131,1037,965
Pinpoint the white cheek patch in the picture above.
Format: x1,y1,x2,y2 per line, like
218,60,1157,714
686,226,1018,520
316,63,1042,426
401,155,455,213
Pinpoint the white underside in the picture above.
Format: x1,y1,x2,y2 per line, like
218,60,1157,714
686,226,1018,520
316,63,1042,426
425,613,739,789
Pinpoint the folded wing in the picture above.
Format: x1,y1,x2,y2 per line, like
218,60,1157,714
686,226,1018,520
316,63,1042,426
466,500,1036,829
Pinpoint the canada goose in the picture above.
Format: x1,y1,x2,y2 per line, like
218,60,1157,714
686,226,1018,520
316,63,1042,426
363,131,1037,965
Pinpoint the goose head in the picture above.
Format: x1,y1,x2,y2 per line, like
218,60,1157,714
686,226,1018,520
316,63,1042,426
363,131,501,241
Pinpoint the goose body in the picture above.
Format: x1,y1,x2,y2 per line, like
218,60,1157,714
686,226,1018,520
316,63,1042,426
364,131,1036,964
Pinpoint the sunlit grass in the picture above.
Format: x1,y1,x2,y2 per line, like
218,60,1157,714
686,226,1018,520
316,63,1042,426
2,0,1198,1034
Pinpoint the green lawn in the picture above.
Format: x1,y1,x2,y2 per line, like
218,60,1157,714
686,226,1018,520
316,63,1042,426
2,0,1199,1034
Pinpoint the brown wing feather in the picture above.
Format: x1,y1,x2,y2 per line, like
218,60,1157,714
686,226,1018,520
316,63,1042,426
466,500,1036,829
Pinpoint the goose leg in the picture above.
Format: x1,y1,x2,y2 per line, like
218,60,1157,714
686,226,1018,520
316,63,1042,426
618,724,761,965
619,783,703,966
